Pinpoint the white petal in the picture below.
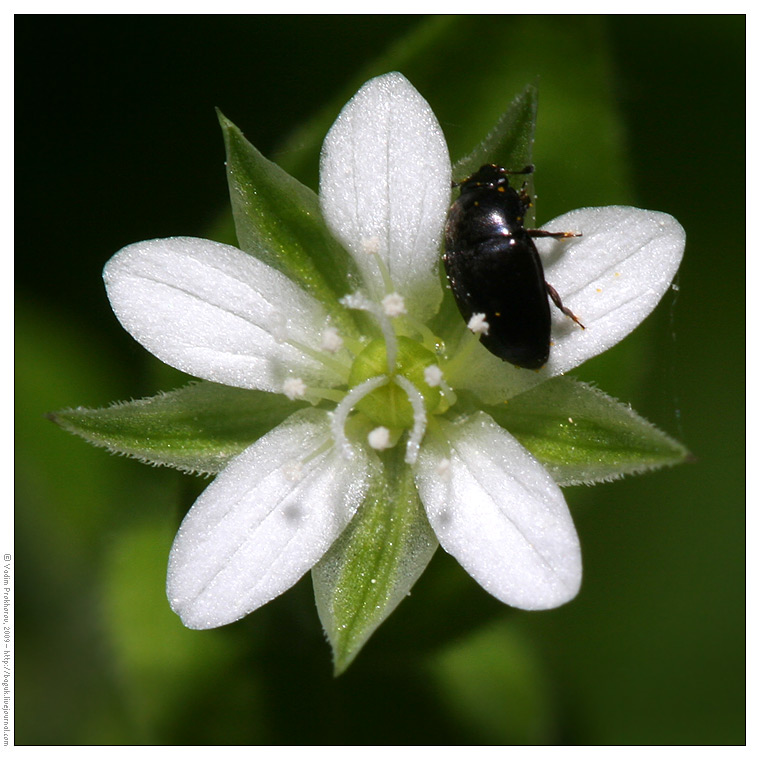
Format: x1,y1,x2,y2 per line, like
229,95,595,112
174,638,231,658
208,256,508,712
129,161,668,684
104,237,346,392
167,409,369,629
445,206,685,404
415,413,581,610
537,206,686,375
320,72,451,322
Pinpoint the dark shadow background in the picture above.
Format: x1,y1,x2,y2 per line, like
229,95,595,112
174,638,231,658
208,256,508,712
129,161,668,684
16,15,744,745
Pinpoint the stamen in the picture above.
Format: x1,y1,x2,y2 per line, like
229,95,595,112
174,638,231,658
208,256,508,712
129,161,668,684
321,326,344,353
280,335,351,380
269,313,288,343
302,387,345,404
283,436,335,483
283,461,304,482
436,457,452,480
438,378,457,409
341,292,399,374
267,320,351,382
367,426,392,451
393,375,427,464
282,377,307,400
361,236,381,253
423,364,444,387
381,292,406,317
401,313,441,351
340,292,370,311
361,236,394,295
441,327,487,379
468,313,490,335
331,375,389,459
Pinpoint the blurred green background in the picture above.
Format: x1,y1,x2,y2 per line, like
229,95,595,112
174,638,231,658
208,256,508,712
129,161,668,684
15,15,744,745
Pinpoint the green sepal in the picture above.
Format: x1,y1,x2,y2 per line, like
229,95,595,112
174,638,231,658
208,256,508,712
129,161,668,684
433,84,539,347
313,444,437,675
218,111,360,337
452,83,538,188
452,83,537,228
485,376,691,486
49,381,304,475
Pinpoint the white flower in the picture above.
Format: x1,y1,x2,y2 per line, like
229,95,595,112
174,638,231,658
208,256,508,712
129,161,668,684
103,72,685,630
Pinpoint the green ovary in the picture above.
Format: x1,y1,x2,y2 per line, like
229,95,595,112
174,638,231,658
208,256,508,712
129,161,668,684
348,337,442,429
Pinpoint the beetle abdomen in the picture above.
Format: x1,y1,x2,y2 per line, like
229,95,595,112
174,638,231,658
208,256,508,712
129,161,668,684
445,235,551,369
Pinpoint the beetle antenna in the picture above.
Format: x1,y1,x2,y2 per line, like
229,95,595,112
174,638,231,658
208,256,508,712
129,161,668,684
504,164,535,176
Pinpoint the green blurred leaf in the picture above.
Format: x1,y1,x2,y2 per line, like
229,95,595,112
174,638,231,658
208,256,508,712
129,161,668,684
274,17,630,213
429,619,554,744
101,518,250,741
219,111,360,337
50,381,304,475
313,445,437,675
486,377,690,485
18,302,129,551
273,16,459,187
452,83,538,201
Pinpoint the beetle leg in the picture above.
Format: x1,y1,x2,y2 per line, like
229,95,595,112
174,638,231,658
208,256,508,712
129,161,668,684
546,282,585,329
527,229,582,239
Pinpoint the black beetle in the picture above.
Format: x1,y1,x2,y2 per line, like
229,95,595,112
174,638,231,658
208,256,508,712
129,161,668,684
444,164,583,369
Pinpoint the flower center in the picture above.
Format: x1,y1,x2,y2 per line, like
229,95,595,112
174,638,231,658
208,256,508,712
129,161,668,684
348,336,441,429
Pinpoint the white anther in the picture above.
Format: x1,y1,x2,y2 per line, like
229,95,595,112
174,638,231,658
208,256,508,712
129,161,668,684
340,292,369,311
436,457,452,480
423,365,444,387
361,236,381,256
283,461,304,482
321,326,344,353
282,377,307,400
468,313,490,335
270,314,289,343
367,426,392,451
381,292,407,317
